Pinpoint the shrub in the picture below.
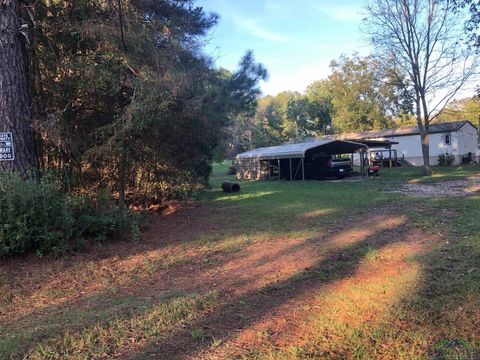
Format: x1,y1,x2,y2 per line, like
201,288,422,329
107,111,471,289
438,152,455,166
70,191,141,245
0,173,141,257
0,172,74,257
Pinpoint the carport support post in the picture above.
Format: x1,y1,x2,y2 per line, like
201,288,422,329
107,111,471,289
301,158,305,180
289,158,293,181
364,151,368,176
278,158,281,180
389,146,392,168
358,150,363,176
361,151,366,177
360,151,363,176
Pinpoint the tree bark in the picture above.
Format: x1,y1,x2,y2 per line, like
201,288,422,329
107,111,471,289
420,131,432,176
0,0,39,174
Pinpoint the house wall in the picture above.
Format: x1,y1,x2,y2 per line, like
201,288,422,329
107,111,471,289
457,122,479,159
364,124,478,166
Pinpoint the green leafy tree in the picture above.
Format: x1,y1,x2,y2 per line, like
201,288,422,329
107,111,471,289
438,97,480,123
305,80,334,134
211,52,268,160
328,54,409,132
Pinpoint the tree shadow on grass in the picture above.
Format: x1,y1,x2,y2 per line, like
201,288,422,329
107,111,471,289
0,189,349,316
1,210,411,359
388,231,480,358
128,219,416,359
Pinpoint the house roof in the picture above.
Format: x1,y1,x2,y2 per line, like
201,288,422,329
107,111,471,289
236,140,367,160
335,120,476,140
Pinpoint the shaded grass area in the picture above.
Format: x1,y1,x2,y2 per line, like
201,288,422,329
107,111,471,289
0,164,479,359
1,291,219,359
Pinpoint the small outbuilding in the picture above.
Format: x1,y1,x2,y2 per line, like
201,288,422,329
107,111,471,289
235,139,367,180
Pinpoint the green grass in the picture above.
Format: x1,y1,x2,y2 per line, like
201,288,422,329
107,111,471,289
201,163,480,359
1,163,479,359
1,291,219,360
379,164,480,182
203,164,400,234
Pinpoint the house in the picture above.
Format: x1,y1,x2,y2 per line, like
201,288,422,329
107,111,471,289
334,120,479,166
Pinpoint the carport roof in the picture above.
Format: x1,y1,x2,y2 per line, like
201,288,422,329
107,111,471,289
236,140,367,160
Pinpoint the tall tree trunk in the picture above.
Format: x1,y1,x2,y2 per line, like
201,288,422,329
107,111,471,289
419,95,432,176
0,0,39,174
420,131,432,176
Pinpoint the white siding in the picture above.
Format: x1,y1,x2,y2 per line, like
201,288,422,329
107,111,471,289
457,122,478,156
363,123,478,166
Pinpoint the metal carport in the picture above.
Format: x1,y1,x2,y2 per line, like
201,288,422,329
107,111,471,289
235,140,368,180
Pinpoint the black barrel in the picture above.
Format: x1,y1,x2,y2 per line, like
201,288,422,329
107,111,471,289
221,181,240,193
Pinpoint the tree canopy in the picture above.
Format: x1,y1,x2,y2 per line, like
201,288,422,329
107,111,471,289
328,54,411,132
1,0,266,203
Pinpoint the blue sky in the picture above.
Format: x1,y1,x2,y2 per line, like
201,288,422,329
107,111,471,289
196,0,370,96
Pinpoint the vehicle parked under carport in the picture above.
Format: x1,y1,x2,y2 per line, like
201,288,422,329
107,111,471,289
305,154,353,179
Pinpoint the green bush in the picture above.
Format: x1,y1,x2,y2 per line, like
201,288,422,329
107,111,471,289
0,173,141,257
438,152,455,166
71,191,141,244
0,172,74,257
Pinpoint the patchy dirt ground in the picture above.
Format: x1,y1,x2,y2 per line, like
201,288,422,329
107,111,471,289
119,207,440,359
389,176,480,197
1,177,477,359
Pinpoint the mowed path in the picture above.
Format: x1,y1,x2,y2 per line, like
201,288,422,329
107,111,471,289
0,201,451,359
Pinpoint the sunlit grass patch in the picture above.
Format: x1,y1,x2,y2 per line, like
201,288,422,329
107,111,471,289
213,190,281,202
246,244,424,359
143,253,193,273
300,208,336,218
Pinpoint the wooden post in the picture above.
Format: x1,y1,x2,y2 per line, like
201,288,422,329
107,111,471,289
268,159,271,180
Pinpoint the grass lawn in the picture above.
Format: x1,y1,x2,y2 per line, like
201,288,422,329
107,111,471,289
0,164,479,359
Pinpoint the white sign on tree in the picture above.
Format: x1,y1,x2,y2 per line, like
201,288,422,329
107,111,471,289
0,132,15,161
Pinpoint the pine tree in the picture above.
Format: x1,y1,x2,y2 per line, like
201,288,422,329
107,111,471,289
0,0,38,173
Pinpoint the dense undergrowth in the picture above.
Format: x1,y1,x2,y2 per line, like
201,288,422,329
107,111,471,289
0,172,140,257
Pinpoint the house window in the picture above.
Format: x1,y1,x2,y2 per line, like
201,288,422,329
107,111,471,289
444,133,451,145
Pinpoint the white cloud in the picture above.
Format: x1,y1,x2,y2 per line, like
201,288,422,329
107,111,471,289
311,4,363,22
232,16,293,43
